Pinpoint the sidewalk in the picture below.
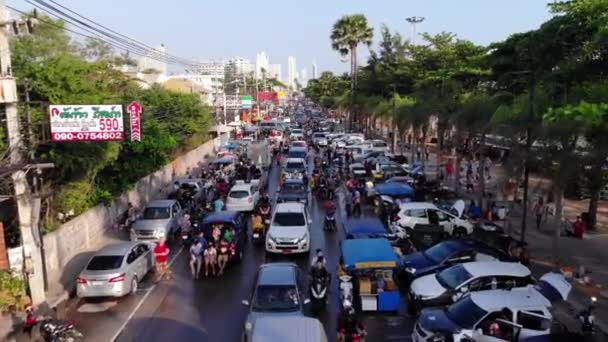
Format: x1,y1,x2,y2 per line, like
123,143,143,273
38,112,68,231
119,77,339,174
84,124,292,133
420,146,608,337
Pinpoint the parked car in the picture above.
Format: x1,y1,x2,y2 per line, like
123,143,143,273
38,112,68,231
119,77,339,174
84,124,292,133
371,139,390,153
412,273,572,342
397,200,473,236
399,239,514,287
266,202,311,255
226,183,260,212
200,211,247,262
408,261,534,313
77,242,155,298
130,200,183,241
277,178,309,204
242,263,310,340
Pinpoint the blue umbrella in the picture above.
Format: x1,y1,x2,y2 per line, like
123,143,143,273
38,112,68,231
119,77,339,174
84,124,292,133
374,182,414,197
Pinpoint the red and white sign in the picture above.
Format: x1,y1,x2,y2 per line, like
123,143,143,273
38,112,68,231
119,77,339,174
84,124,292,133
128,101,142,142
49,105,124,142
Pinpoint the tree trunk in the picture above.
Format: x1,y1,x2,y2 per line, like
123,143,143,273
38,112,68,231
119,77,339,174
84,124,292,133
479,133,486,212
410,126,417,164
588,189,599,230
391,118,397,154
552,183,563,264
349,47,356,130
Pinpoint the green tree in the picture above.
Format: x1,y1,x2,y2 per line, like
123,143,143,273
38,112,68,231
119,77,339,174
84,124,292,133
330,14,374,128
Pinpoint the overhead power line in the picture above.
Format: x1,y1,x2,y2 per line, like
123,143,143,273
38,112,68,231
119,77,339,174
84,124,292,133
7,5,177,65
20,0,202,67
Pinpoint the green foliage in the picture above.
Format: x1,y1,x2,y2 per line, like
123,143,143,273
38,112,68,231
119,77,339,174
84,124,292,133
330,14,374,55
7,13,212,232
0,271,28,312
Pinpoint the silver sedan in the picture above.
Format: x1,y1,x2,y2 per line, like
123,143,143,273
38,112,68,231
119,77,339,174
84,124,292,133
77,241,156,298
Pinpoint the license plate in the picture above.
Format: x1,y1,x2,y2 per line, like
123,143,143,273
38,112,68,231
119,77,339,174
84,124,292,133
253,233,260,238
282,249,292,254
91,281,104,286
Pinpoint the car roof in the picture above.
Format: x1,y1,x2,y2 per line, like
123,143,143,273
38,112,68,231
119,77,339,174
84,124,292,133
471,287,551,311
399,201,437,210
230,183,253,191
96,242,139,255
146,199,177,208
258,263,297,285
289,146,307,152
286,158,306,163
252,317,326,341
461,261,531,278
201,211,239,224
284,178,305,185
275,202,305,212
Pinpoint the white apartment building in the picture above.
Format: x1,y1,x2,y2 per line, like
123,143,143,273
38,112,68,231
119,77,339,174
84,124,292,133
269,64,282,82
287,56,297,89
255,51,270,79
138,43,168,75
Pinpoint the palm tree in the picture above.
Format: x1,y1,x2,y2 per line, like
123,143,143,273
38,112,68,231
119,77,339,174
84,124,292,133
331,14,374,129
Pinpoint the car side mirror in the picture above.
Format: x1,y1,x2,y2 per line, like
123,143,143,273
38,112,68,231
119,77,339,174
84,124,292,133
241,299,250,306
460,286,469,293
303,298,311,305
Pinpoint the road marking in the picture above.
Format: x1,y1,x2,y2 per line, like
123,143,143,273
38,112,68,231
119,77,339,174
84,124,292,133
110,245,184,342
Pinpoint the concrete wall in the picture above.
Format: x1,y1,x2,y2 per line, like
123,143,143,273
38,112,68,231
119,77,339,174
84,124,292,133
43,139,218,304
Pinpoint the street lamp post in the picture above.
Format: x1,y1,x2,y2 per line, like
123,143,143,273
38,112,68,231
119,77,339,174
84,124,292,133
405,16,425,45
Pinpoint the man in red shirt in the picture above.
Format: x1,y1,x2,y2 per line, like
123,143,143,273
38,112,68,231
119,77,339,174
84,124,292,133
154,237,172,281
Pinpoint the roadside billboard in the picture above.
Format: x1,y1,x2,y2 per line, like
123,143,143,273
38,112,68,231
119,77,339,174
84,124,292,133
49,105,125,142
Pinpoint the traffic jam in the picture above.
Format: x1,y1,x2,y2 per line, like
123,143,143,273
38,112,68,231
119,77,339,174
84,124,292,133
67,99,576,342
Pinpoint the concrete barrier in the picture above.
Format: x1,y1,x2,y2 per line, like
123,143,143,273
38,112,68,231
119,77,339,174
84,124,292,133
43,139,217,305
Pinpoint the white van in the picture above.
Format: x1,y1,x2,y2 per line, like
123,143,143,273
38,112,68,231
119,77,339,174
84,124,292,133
249,317,328,342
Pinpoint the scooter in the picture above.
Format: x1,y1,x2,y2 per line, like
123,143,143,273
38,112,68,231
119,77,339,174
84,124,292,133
252,216,266,244
310,276,328,313
339,274,354,309
324,211,336,231
577,296,597,336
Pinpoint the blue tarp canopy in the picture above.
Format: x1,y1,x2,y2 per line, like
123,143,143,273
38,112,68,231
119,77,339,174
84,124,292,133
341,238,398,270
374,182,414,197
343,218,388,239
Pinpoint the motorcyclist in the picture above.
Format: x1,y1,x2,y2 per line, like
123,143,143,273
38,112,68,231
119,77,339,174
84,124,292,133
310,260,330,287
311,249,327,267
337,302,367,342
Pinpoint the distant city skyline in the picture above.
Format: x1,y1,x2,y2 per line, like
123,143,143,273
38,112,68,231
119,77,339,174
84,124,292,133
12,0,553,75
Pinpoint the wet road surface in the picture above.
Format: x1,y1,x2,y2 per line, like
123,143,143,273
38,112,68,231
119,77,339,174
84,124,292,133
68,145,415,342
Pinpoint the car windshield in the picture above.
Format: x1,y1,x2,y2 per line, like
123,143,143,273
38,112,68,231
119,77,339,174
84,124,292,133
273,212,306,226
253,285,299,312
424,243,456,264
286,162,305,170
142,207,170,219
229,190,250,199
436,265,474,290
445,297,488,329
288,152,306,159
86,255,123,271
292,142,306,147
282,183,305,192
313,133,325,138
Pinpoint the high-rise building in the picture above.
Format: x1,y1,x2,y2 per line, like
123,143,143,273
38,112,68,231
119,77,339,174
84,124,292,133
287,56,297,90
269,64,282,82
226,56,252,76
300,68,308,87
255,51,270,79
138,43,168,75
311,60,318,79
194,60,225,76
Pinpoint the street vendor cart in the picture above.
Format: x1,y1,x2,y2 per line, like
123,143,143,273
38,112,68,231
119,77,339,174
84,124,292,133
340,238,400,312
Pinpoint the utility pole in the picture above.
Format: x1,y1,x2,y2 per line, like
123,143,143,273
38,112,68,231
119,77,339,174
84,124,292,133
0,1,46,305
406,16,425,45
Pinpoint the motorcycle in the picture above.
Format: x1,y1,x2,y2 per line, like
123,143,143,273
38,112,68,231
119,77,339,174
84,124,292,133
577,296,597,336
324,211,336,231
252,215,266,244
310,275,328,313
339,275,354,309
317,183,328,201
24,314,84,342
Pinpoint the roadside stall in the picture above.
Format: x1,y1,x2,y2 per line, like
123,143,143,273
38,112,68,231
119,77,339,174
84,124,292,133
340,238,400,312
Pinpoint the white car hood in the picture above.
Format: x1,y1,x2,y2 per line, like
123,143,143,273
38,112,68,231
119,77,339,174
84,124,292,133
410,274,447,299
268,226,307,240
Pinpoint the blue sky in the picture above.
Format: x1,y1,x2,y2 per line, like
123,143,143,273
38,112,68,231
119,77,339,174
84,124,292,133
11,0,553,75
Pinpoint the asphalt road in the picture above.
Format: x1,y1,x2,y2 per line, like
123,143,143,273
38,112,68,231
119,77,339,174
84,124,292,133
66,144,415,342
